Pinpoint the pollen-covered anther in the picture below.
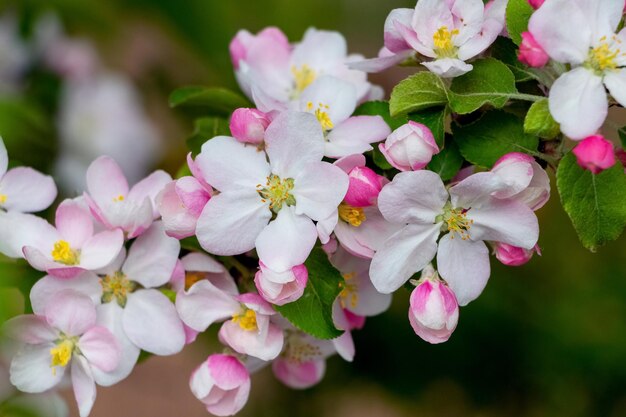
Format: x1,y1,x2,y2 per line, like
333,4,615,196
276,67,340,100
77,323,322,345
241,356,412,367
113,195,125,202
100,272,135,307
338,203,366,227
442,206,473,240
306,101,334,131
284,337,322,365
232,308,258,331
0,194,7,204
51,240,80,265
339,272,359,309
49,338,76,375
291,64,316,94
587,36,623,73
432,26,459,58
257,174,296,213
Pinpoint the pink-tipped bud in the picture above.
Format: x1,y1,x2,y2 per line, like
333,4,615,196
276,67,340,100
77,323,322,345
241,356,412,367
379,121,439,171
494,243,540,266
572,135,616,174
518,32,549,67
230,108,271,144
527,0,545,9
409,272,459,344
190,354,251,416
156,177,211,239
343,166,384,207
255,263,308,306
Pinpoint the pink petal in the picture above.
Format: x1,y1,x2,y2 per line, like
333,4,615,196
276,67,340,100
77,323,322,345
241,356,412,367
55,199,94,248
292,162,349,221
127,170,172,217
45,289,97,336
218,320,284,361
79,229,125,271
78,326,121,372
3,315,57,344
30,272,102,315
85,156,129,209
71,356,96,417
176,280,240,332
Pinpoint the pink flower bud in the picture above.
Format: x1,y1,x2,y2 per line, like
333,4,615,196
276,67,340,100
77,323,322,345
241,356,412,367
527,0,544,9
255,263,308,306
572,135,616,174
343,309,366,330
518,32,549,67
229,108,271,144
190,354,251,416
409,278,459,344
379,121,439,171
494,243,540,266
156,177,211,239
343,166,384,207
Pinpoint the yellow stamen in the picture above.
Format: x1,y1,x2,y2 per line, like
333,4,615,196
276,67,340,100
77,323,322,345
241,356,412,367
283,332,322,364
588,40,620,72
50,339,74,375
306,101,334,131
292,64,316,94
432,26,459,58
339,272,359,309
113,195,125,202
0,194,7,204
100,272,135,307
257,174,296,214
338,203,366,227
232,309,257,331
51,240,80,265
185,272,205,291
441,205,473,240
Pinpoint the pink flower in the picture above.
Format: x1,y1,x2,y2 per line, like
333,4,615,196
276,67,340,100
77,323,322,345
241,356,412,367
272,331,334,389
494,242,541,266
176,281,284,361
84,156,171,238
344,165,384,208
229,108,271,144
379,121,439,171
0,137,57,214
572,135,616,174
20,199,124,278
190,354,251,416
518,32,549,67
255,262,308,306
229,27,289,72
528,0,545,9
409,267,459,344
491,152,551,211
5,290,120,417
157,175,211,239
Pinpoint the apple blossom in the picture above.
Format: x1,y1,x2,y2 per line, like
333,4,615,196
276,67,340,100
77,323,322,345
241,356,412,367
379,121,439,171
255,262,308,305
528,0,626,139
157,176,212,239
494,242,541,266
190,354,251,417
4,290,120,417
84,156,171,238
370,170,539,305
351,0,508,77
518,32,549,67
230,108,271,144
408,266,459,344
572,134,616,174
343,165,383,208
490,152,551,211
0,137,57,214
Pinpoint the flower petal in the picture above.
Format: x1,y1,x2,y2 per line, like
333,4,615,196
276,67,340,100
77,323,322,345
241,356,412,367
127,170,172,217
0,167,57,213
10,344,64,393
3,315,57,344
218,321,284,361
604,68,626,108
45,290,97,336
71,356,96,417
85,156,129,209
300,76,357,127
292,162,349,221
79,229,125,271
176,280,240,332
30,272,102,315
55,199,94,248
325,116,391,158
78,326,121,373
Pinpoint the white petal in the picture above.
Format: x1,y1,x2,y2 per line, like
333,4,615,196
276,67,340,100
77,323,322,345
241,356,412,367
0,167,57,213
549,68,607,140
467,199,539,249
369,223,440,293
10,344,64,393
176,280,240,332
123,289,185,355
300,76,357,127
422,58,473,78
71,356,96,417
437,234,490,306
30,272,102,315
604,68,626,108
293,162,349,221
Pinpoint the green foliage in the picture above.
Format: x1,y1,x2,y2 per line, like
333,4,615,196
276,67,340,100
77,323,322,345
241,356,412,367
506,0,534,45
524,99,560,139
372,147,394,170
448,58,518,114
408,108,446,147
427,140,464,181
389,72,448,117
169,86,251,116
275,248,344,339
353,100,406,130
453,110,539,168
186,117,230,156
557,154,626,252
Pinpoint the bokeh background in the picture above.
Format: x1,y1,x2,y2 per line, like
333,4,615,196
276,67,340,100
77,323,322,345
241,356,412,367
1,1,626,416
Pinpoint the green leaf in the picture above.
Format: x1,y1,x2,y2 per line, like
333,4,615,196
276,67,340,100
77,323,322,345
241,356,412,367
427,140,463,181
453,110,539,167
169,86,251,116
408,108,446,147
448,58,518,114
389,72,448,117
557,154,626,251
524,99,560,139
187,117,230,156
506,0,534,45
275,248,344,339
372,147,394,170
180,236,204,252
354,100,406,130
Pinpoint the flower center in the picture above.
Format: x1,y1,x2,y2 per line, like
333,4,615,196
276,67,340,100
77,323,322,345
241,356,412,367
185,272,206,291
232,308,257,331
0,194,7,204
586,36,623,73
257,174,296,214
113,195,125,202
51,240,80,265
283,332,322,364
50,337,77,375
291,64,316,95
339,272,359,309
101,272,136,308
306,101,334,131
440,204,473,240
433,26,459,58
338,203,366,227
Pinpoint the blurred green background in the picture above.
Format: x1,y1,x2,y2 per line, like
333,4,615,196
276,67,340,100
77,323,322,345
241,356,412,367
1,1,626,416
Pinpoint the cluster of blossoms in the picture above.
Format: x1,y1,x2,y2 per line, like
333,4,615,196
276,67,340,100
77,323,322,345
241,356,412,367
2,0,626,416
